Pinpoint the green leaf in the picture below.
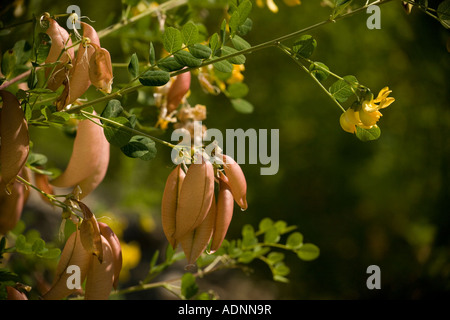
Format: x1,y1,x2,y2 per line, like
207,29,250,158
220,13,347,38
173,50,203,68
27,152,48,167
286,232,304,249
238,251,254,263
309,62,329,82
32,239,45,254
227,82,249,99
297,243,320,261
163,27,183,54
231,98,254,114
15,235,32,254
103,117,133,148
213,59,233,73
181,21,199,46
355,125,381,142
188,43,212,59
181,273,198,299
229,0,252,34
101,99,123,119
139,70,171,87
231,35,251,51
209,33,221,56
264,226,280,244
40,248,61,259
258,218,274,233
267,252,284,264
237,18,253,36
329,75,358,103
220,46,246,65
273,262,290,276
293,35,317,59
120,135,157,161
333,0,353,18
157,57,184,72
128,53,139,78
438,0,450,28
1,49,16,79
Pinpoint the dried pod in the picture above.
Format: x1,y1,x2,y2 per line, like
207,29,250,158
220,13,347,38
0,90,29,190
98,222,122,290
161,164,185,249
50,116,110,199
43,230,91,300
179,195,216,265
89,44,113,93
166,71,191,113
78,201,103,263
55,22,100,110
173,158,214,240
221,154,248,211
210,177,234,253
44,16,74,91
84,235,115,300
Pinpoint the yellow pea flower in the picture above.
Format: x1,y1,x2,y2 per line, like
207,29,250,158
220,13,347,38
256,0,301,13
340,87,394,134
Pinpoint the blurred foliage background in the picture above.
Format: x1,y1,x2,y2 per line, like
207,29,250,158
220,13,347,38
1,0,449,299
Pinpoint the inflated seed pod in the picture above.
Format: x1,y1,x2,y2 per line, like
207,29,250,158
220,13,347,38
179,196,216,265
50,115,109,199
161,164,186,249
173,158,214,240
166,71,191,113
43,230,91,300
0,90,29,190
98,222,122,290
89,43,113,93
55,22,100,110
221,154,248,211
44,16,74,91
210,176,234,253
84,235,115,300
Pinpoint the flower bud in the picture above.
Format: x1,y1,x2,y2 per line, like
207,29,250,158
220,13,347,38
161,164,185,249
173,158,215,240
221,154,248,211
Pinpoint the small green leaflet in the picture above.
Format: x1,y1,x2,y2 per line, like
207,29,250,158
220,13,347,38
139,70,171,87
163,27,183,54
128,53,139,78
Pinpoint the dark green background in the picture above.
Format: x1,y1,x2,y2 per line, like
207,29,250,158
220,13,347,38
1,0,449,299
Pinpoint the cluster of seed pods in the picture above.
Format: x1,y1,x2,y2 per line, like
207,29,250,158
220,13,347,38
43,202,122,300
41,14,113,110
161,153,247,266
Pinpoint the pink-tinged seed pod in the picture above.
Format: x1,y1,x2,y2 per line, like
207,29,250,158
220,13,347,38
44,16,74,91
179,196,216,265
6,286,28,300
173,158,215,240
221,154,248,211
89,44,113,93
78,201,103,263
0,90,29,190
43,230,92,300
161,165,186,249
0,167,31,235
210,177,234,253
98,222,122,290
34,171,54,204
84,235,115,300
50,115,110,199
166,71,191,113
55,22,100,110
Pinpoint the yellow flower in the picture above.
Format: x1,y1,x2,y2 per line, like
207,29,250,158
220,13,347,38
256,0,301,13
227,64,245,84
340,87,395,134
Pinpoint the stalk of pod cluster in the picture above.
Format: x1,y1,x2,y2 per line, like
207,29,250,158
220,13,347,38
161,152,247,268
